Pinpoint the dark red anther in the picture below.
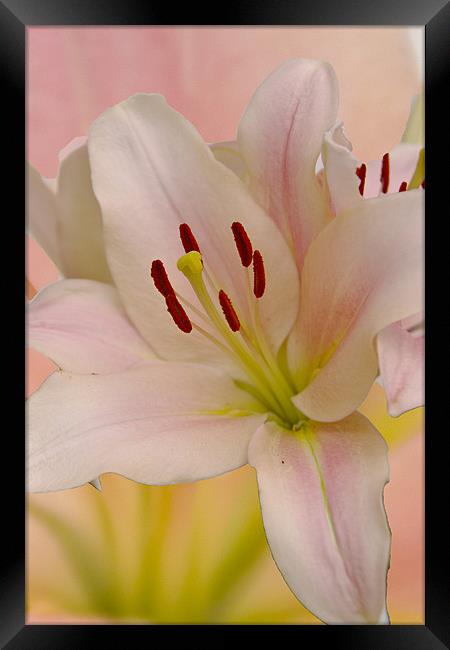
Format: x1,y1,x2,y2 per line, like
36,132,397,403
231,221,253,267
421,180,425,189
218,290,240,332
165,294,192,333
179,223,201,253
151,259,175,298
380,153,390,194
399,181,408,192
356,163,366,196
252,250,266,299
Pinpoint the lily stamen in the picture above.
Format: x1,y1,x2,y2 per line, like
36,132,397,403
165,294,192,333
252,250,266,299
150,259,175,297
219,289,241,332
356,163,366,196
231,221,253,267
179,222,201,253
380,152,390,193
150,225,302,426
355,149,426,198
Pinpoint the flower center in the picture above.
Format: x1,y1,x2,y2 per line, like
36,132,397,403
150,221,302,428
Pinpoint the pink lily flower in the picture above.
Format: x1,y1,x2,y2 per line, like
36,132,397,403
322,118,424,417
27,59,423,624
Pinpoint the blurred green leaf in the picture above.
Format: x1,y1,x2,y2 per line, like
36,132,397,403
29,501,120,615
204,491,267,620
132,485,174,618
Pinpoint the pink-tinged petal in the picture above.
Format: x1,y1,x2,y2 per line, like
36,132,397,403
27,139,112,283
289,189,423,422
237,59,339,269
377,322,424,417
401,310,424,335
27,163,63,271
364,143,423,199
210,140,249,182
27,361,265,492
322,123,362,215
248,413,390,623
88,94,299,362
28,279,154,373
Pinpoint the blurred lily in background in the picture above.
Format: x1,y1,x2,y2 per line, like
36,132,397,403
27,53,423,624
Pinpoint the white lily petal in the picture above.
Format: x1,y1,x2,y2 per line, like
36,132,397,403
88,93,299,362
377,322,424,417
27,138,112,283
322,123,362,215
28,279,154,373
210,140,248,182
249,413,390,623
289,190,424,422
27,163,63,270
55,138,112,282
27,361,265,492
237,59,339,269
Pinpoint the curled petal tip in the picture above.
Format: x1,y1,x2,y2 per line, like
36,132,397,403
89,477,102,491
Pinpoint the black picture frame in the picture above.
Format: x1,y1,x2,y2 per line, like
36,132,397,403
3,0,449,646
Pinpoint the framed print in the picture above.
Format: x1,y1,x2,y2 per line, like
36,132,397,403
2,0,448,646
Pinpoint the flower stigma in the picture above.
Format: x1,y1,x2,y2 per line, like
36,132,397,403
150,222,303,429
